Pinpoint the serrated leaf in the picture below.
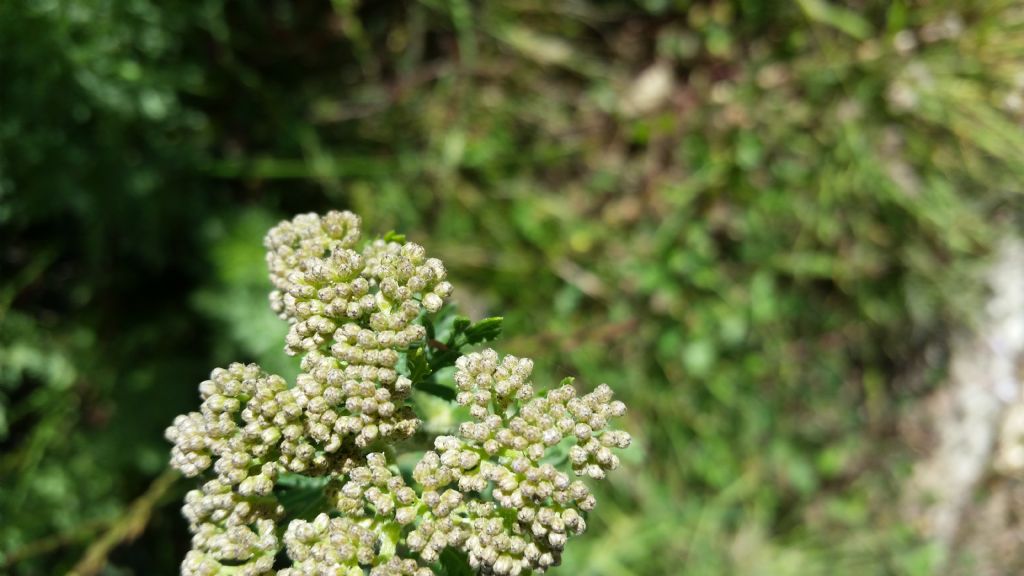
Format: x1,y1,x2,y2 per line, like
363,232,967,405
452,316,471,335
428,346,461,373
276,476,330,522
464,316,503,344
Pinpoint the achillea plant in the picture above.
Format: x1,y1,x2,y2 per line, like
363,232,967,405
166,211,631,575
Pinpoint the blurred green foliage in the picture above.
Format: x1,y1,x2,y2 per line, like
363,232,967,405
1,0,1022,574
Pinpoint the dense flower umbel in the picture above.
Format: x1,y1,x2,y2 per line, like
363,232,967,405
167,211,631,575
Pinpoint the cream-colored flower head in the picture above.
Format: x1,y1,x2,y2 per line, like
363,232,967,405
167,212,629,575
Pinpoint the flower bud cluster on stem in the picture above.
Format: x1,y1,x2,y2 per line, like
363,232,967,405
167,211,631,575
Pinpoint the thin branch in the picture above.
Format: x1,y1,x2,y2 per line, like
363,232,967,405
67,468,181,576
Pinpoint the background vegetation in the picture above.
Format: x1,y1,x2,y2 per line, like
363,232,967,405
1,0,1022,574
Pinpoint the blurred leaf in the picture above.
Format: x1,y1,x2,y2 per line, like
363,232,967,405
796,0,872,39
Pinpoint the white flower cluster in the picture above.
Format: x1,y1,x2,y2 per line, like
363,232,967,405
165,364,293,575
278,513,378,575
404,349,631,574
179,478,283,576
166,363,294,483
265,213,451,358
264,212,452,449
168,212,453,574
168,212,630,575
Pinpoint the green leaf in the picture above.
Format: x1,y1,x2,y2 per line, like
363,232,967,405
276,473,331,489
795,0,872,40
440,548,475,576
383,230,407,244
452,316,471,336
464,316,503,344
428,348,462,373
276,475,331,522
406,347,431,384
424,316,436,341
416,381,457,401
